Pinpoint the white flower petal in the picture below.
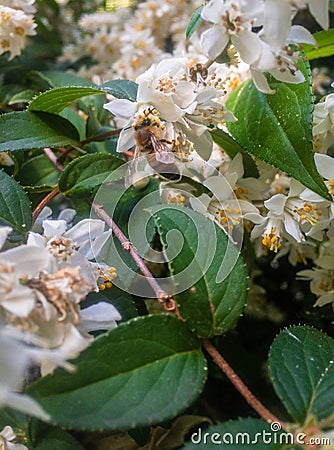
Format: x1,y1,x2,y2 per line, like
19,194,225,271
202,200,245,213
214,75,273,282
308,0,329,29
1,425,16,441
58,208,76,224
88,230,112,260
1,289,35,317
265,194,287,215
324,93,334,110
204,176,235,202
315,153,334,180
232,30,262,65
42,220,67,238
243,212,265,224
0,389,50,421
200,25,229,60
288,25,317,46
189,194,212,215
137,83,185,121
0,226,11,249
315,255,334,270
270,67,305,85
65,219,105,244
103,98,137,119
201,0,222,22
284,214,304,242
250,69,276,94
264,0,291,52
80,302,121,331
3,245,50,276
26,232,45,247
117,124,135,153
41,325,91,375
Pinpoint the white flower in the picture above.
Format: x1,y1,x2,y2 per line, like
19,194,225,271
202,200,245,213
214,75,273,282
0,244,51,317
27,218,111,282
247,182,323,252
104,57,235,160
199,0,316,93
297,238,334,308
0,6,36,59
0,425,29,450
299,153,334,239
250,25,315,94
200,0,265,62
313,93,334,153
0,0,36,16
190,172,260,241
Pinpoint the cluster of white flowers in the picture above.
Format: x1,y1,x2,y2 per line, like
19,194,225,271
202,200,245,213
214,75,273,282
58,0,329,94
0,209,121,416
59,0,207,82
0,0,37,59
98,1,332,311
104,57,236,160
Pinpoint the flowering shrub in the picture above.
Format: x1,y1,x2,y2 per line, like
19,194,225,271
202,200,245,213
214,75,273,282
0,0,333,448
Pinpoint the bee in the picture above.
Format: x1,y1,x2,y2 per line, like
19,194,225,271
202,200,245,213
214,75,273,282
125,108,184,188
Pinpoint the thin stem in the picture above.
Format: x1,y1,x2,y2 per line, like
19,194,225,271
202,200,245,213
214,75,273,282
201,338,285,426
32,187,60,224
204,59,215,70
91,201,176,311
44,148,64,172
80,129,121,146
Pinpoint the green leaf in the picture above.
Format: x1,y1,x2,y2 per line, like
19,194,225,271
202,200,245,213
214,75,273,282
0,111,80,152
100,79,138,102
60,107,86,140
9,89,36,104
0,170,32,233
153,206,247,337
28,80,137,115
211,129,259,178
152,415,212,449
303,29,334,60
58,153,124,197
186,4,204,39
18,154,59,186
29,420,84,450
268,326,334,424
28,315,207,430
183,418,287,449
226,61,331,200
28,87,104,114
30,70,95,88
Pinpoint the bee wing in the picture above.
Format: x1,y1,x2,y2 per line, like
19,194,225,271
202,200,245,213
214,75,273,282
150,134,175,164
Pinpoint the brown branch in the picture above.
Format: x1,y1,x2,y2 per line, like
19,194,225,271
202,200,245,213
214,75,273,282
91,201,176,311
201,338,285,426
32,187,60,224
80,129,121,146
44,148,64,172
